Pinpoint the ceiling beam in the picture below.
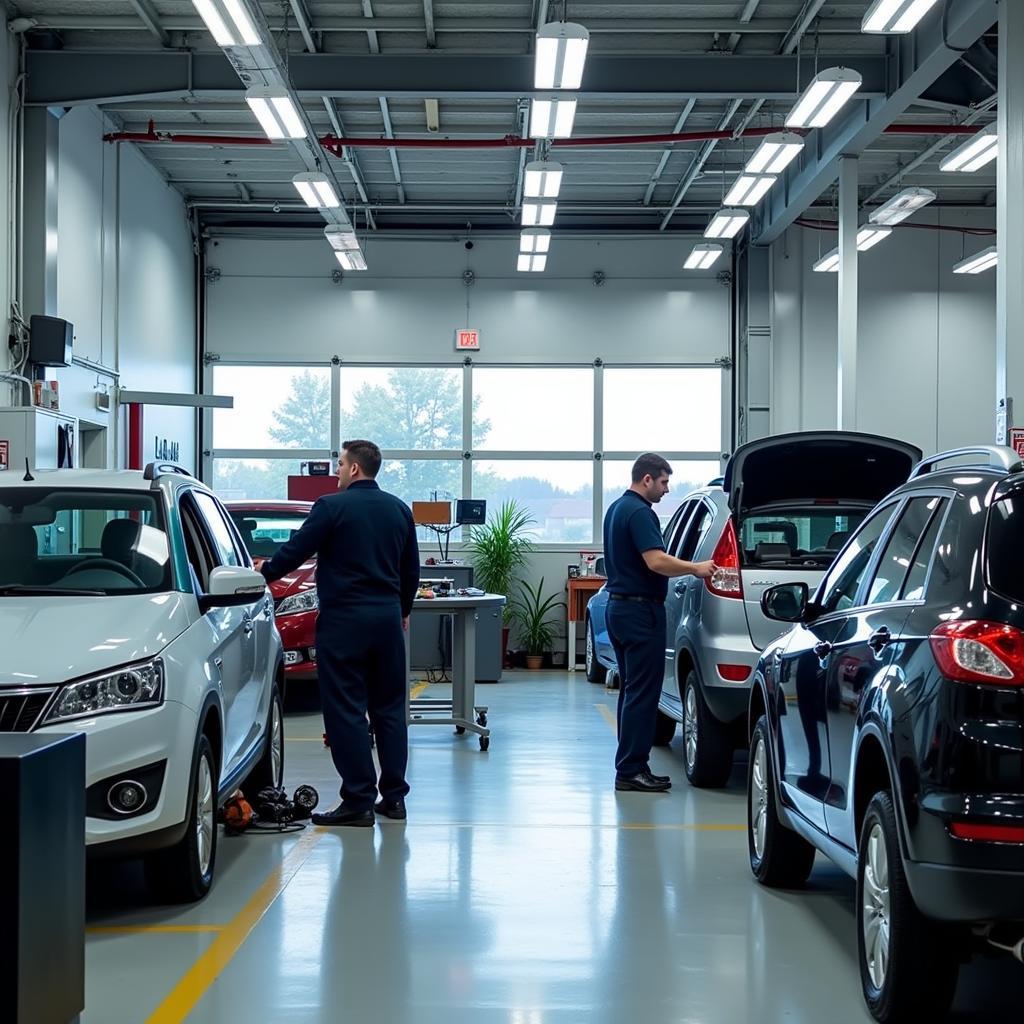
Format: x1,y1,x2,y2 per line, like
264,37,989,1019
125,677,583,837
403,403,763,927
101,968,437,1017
423,0,436,47
127,0,170,47
288,0,318,53
643,98,696,205
752,0,999,244
727,0,762,52
24,51,888,106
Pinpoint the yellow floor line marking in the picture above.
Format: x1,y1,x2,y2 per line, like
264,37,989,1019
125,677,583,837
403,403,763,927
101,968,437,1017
145,828,325,1024
87,925,226,935
410,681,429,700
596,702,617,734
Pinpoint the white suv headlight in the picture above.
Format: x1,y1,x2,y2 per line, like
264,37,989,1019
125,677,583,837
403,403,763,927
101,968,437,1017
276,588,318,616
43,659,165,724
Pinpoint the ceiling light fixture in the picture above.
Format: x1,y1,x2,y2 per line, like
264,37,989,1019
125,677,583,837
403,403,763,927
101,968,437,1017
517,253,548,272
324,225,360,251
335,250,368,272
862,0,940,33
292,172,340,209
245,88,306,140
520,229,552,254
856,225,893,250
523,161,563,199
723,174,777,207
744,132,805,175
868,186,936,225
953,246,997,274
704,208,750,239
813,248,841,272
684,243,725,271
522,200,558,226
534,22,590,90
786,68,863,129
940,125,998,173
530,96,577,139
191,0,260,47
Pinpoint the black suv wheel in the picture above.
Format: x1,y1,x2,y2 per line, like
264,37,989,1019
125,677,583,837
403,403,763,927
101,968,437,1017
585,616,607,684
747,715,816,887
682,671,732,787
857,791,959,1022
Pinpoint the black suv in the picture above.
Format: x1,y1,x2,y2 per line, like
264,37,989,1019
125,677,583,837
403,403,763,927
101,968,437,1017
745,446,1024,1022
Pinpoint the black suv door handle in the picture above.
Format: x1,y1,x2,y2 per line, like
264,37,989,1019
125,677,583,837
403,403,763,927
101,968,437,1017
813,641,833,659
868,626,892,653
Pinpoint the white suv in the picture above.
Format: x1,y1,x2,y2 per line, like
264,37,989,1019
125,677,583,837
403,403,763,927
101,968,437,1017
0,463,284,901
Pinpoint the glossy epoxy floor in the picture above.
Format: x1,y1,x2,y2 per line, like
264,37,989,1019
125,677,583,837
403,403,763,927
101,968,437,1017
84,672,1022,1024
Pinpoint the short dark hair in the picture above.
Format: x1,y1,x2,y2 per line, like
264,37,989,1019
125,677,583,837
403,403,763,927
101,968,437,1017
631,452,672,483
342,439,382,478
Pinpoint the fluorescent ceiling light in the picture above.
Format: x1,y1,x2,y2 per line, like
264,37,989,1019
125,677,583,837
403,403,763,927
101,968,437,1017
335,250,367,272
684,243,724,271
292,172,340,209
869,186,936,225
192,0,260,46
517,253,548,272
245,88,306,140
744,132,805,175
704,207,750,239
523,161,563,199
522,200,558,227
530,96,577,139
534,22,590,89
723,174,777,207
856,225,892,250
940,125,998,173
786,68,862,129
953,246,997,274
813,248,841,272
324,225,360,252
520,228,552,254
862,0,940,33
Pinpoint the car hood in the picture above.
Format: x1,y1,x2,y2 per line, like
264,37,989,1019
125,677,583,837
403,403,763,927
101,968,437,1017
253,557,317,600
724,431,922,514
0,593,193,686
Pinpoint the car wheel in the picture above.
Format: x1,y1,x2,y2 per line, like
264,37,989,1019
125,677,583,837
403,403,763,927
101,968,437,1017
682,672,732,787
585,617,607,684
145,735,218,904
653,710,676,746
246,685,285,792
747,715,816,887
857,791,959,1022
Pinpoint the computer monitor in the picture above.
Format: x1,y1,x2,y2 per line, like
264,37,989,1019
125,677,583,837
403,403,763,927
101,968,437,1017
455,499,486,525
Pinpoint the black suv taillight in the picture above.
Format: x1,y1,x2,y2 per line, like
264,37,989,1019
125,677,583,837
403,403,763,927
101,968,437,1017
929,620,1024,687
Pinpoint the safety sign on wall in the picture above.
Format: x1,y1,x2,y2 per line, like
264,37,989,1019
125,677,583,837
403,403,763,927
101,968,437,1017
0,439,8,472
1009,427,1024,460
454,328,481,352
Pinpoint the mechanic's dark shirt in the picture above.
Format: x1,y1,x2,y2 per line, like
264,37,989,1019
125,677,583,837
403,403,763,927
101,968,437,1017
602,489,667,601
260,480,420,617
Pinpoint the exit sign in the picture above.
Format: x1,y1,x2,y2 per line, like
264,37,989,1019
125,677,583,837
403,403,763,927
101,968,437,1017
455,328,481,351
1010,427,1024,459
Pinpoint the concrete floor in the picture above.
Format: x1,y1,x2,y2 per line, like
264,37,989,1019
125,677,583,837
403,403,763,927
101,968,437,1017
84,671,1022,1023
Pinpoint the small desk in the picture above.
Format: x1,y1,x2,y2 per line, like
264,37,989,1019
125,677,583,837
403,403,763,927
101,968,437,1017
566,576,607,671
406,593,506,750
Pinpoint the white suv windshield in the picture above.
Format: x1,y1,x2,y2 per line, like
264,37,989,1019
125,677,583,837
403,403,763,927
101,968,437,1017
0,488,172,595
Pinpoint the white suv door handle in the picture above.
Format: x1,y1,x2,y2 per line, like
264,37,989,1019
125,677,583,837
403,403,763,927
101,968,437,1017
243,616,254,636
674,580,687,596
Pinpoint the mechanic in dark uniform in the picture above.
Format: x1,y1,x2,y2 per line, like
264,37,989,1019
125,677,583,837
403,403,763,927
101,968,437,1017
603,453,716,792
260,439,419,826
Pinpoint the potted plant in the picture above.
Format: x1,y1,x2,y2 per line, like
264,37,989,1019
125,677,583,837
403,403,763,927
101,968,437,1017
470,500,535,664
509,577,566,670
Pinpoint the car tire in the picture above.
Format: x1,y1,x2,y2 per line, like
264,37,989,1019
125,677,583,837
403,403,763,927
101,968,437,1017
246,685,285,792
145,735,218,904
857,791,959,1022
682,672,733,787
585,617,607,685
653,710,676,746
748,715,816,888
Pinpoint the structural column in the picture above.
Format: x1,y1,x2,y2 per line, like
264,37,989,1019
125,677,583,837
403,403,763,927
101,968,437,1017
21,108,60,322
837,156,858,430
997,0,1024,440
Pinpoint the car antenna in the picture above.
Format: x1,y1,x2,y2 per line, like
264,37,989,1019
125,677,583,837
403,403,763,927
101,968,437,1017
23,458,34,482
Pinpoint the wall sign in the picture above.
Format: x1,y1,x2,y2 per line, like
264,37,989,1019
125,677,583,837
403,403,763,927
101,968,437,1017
0,439,8,471
455,328,481,351
1010,428,1024,460
154,436,181,462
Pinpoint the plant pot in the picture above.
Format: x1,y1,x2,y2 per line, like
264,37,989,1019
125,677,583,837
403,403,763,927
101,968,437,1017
525,654,544,670
502,626,511,668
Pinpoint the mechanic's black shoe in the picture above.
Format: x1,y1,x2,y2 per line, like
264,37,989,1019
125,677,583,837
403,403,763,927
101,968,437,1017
374,798,407,821
646,772,671,785
615,771,671,793
312,805,375,827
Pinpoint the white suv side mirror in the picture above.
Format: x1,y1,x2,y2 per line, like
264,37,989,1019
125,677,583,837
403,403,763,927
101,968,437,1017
201,565,266,612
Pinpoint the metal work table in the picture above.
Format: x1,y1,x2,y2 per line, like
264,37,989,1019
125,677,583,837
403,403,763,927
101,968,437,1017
406,593,505,751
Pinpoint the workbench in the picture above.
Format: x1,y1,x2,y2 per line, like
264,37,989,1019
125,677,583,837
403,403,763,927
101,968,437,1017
406,593,506,750
566,576,607,671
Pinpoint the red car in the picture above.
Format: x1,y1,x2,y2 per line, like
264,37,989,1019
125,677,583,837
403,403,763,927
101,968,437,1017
226,501,318,682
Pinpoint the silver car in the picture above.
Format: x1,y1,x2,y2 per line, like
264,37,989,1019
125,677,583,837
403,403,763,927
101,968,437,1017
588,431,920,787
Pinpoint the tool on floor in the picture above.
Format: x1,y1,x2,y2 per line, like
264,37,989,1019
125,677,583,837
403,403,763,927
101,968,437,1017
220,784,320,835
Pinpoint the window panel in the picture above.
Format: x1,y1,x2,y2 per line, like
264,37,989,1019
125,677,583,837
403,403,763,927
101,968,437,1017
817,505,897,614
338,367,463,451
867,497,942,605
602,459,718,529
473,460,593,543
603,368,722,452
212,366,331,449
473,369,593,451
212,459,307,501
901,499,948,601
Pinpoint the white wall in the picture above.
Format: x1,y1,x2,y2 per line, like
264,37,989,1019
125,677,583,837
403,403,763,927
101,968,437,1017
770,208,997,455
0,34,16,386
